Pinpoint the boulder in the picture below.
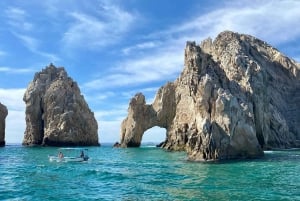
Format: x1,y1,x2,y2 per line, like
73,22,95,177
120,31,300,161
0,102,8,146
23,64,99,146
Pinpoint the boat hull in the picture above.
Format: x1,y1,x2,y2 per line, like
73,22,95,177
49,156,88,162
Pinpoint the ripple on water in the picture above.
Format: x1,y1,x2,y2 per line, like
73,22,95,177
0,146,300,200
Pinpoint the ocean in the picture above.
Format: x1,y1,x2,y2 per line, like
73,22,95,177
0,144,299,201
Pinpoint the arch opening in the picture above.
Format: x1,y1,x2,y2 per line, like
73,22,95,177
141,126,166,147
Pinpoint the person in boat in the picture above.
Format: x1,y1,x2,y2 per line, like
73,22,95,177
58,151,64,158
80,150,84,158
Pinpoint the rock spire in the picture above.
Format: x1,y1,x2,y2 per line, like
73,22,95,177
23,64,99,146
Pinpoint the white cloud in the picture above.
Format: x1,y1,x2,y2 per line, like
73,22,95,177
85,0,300,91
3,6,60,62
4,7,33,31
122,41,160,55
13,33,39,51
94,106,128,122
63,3,135,49
156,0,300,45
84,91,116,103
84,46,183,89
12,33,60,62
0,67,34,74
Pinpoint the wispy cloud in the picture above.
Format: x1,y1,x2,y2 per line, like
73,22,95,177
84,46,183,89
122,41,160,55
63,3,135,49
152,0,300,45
85,0,300,91
94,105,128,121
84,91,116,103
3,6,60,62
4,7,33,31
12,32,60,62
13,33,39,50
0,67,34,74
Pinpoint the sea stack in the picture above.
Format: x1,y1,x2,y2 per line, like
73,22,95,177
120,31,300,161
23,64,99,146
0,102,8,146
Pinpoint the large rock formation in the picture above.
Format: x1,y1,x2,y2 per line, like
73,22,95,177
120,31,300,161
23,64,99,146
0,102,8,146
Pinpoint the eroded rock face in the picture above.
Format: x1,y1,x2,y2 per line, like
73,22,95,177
23,64,99,146
120,31,300,161
0,102,8,146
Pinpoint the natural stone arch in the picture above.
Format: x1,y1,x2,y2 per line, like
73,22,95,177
120,83,177,148
121,31,300,161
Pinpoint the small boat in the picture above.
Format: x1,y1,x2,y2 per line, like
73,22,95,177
48,148,89,162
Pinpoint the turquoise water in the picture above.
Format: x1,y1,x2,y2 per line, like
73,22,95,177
0,144,300,201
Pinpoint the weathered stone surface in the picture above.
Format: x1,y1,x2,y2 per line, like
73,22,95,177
23,64,99,146
0,102,8,146
120,31,300,161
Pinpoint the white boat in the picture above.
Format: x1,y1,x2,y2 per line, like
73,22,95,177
48,148,89,162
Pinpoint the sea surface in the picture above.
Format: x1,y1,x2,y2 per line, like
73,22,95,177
0,143,300,201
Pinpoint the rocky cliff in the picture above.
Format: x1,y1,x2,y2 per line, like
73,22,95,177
23,64,99,146
0,102,8,146
120,31,300,161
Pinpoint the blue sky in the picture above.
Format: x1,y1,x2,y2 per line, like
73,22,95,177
0,0,300,143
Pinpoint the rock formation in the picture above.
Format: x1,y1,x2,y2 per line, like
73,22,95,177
0,102,8,146
120,31,300,161
23,64,99,146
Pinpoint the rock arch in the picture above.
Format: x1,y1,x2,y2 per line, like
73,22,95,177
120,83,180,149
120,31,300,161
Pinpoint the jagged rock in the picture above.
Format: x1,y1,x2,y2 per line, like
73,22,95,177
0,102,8,146
23,64,99,146
120,31,300,161
113,142,121,148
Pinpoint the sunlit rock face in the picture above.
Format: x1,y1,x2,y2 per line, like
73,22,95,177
23,64,99,146
120,31,300,161
0,102,8,146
